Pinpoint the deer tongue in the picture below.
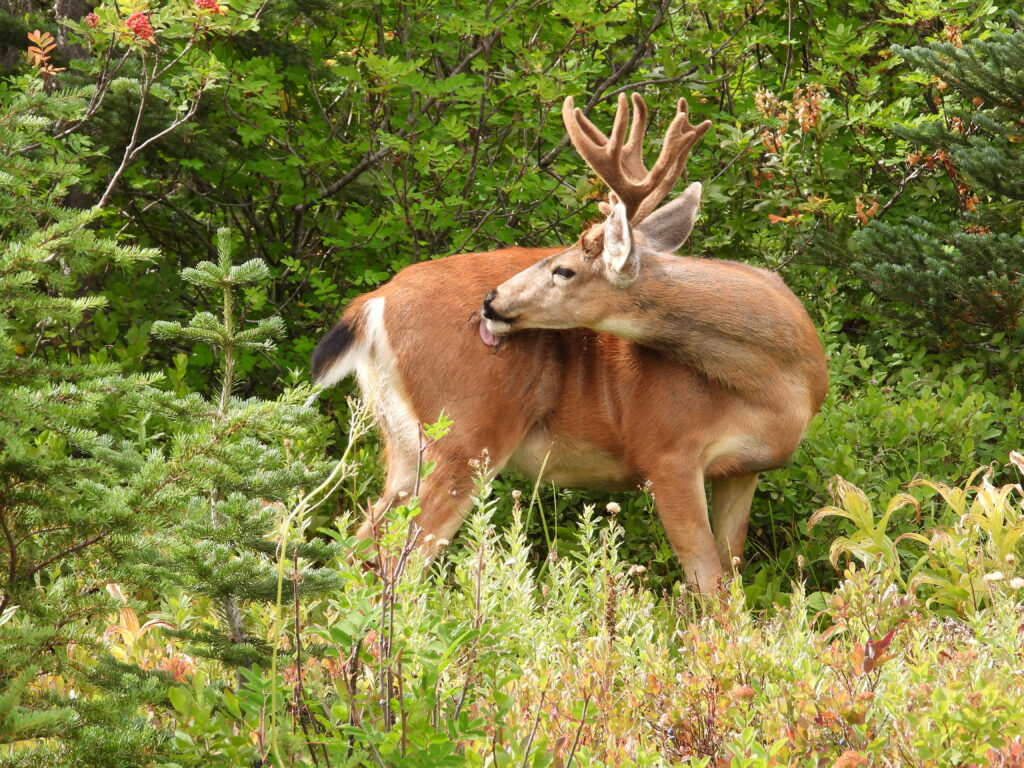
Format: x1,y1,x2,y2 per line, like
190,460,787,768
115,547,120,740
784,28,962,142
479,319,500,347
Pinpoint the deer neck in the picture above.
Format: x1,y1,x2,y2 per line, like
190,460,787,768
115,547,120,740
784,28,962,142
590,253,792,391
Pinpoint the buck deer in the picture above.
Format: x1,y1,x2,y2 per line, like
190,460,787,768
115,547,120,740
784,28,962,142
312,93,828,593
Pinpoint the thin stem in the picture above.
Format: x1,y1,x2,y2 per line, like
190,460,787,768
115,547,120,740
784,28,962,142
0,507,17,616
520,689,546,767
564,693,591,768
268,405,369,763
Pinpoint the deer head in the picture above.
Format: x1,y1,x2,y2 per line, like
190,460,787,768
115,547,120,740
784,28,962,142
480,93,711,346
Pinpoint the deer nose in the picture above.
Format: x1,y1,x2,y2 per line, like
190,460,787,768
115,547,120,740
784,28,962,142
482,290,509,322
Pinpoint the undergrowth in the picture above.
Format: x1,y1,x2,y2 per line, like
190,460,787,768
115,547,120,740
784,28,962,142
11,450,1018,768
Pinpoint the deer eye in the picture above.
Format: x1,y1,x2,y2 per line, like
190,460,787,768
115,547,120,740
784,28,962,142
553,267,576,280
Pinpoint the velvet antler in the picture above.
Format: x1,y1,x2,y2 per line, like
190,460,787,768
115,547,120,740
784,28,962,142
563,93,711,224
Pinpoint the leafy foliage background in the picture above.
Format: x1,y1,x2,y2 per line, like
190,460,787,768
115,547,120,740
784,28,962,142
1,0,1023,764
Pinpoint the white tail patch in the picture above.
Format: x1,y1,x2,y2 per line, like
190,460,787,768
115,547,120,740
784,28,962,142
314,313,372,390
354,298,420,459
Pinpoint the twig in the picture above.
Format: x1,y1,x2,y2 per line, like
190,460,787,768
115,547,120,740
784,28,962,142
97,48,209,209
15,44,133,154
564,692,591,768
876,165,928,219
23,532,107,581
538,0,673,169
397,650,407,757
292,545,324,768
603,70,706,99
781,0,794,91
710,139,757,184
520,689,546,768
0,508,18,616
296,36,497,211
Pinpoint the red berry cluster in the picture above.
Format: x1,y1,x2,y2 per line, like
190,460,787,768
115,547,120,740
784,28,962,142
84,12,99,27
195,0,223,13
126,12,155,42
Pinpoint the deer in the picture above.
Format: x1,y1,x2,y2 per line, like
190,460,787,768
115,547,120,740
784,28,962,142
311,92,828,594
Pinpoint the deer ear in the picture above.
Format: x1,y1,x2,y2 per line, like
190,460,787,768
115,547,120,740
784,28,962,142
637,182,702,253
601,201,636,281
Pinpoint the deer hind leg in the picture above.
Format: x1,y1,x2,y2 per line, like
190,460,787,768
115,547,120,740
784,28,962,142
710,472,759,575
355,437,500,560
361,425,523,558
648,465,723,594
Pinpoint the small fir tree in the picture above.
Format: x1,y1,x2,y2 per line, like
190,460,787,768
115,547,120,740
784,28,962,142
1,49,339,768
144,228,340,673
851,14,1024,375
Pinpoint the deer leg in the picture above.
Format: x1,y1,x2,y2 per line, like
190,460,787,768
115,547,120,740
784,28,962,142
356,437,418,543
404,434,518,557
648,466,723,594
710,472,759,575
409,449,490,555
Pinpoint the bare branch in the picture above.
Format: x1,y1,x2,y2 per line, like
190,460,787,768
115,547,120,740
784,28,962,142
538,0,673,169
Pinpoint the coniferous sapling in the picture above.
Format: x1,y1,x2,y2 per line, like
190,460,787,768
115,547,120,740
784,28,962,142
146,229,341,673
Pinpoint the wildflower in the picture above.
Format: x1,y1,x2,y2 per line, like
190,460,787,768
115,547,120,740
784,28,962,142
1010,577,1024,590
729,684,755,700
793,84,824,132
628,564,646,576
983,571,1004,583
1006,553,1016,565
126,12,154,42
511,489,522,500
85,12,99,27
195,0,224,12
606,501,621,515
436,538,449,547
754,88,784,120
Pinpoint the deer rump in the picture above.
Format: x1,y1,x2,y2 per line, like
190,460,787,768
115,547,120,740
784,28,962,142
311,94,827,593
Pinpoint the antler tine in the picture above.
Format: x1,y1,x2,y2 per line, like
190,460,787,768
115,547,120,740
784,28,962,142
563,94,655,219
620,92,649,180
607,93,630,161
564,97,610,147
563,93,711,226
630,97,712,223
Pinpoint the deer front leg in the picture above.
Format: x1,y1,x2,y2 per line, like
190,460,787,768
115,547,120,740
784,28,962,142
710,472,759,575
647,465,723,594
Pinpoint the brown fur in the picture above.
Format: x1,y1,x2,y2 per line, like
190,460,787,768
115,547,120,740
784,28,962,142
316,245,828,593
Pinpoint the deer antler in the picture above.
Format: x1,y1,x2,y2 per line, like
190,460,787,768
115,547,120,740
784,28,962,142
563,93,711,224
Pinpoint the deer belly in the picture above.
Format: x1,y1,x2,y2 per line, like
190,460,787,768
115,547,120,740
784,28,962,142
507,427,638,491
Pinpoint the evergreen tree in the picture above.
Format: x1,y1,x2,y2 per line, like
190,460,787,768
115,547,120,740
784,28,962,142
0,69,168,763
851,14,1024,374
0,50,339,768
144,228,341,673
